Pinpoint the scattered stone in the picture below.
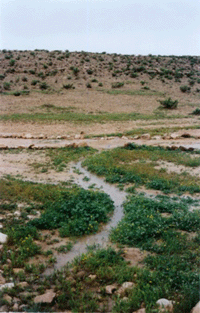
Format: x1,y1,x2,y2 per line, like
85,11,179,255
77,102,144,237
88,274,97,280
3,294,12,304
133,135,140,139
0,245,3,251
17,281,28,288
76,270,86,279
13,268,24,274
122,297,128,301
17,145,26,149
34,289,56,304
152,135,162,140
0,282,14,291
140,133,151,140
24,133,33,139
78,142,88,147
122,136,128,140
0,224,2,228
168,145,178,150
28,144,35,149
0,274,6,284
116,282,134,296
179,146,187,151
0,144,8,150
0,232,7,243
13,303,19,311
0,305,8,312
133,309,146,313
105,284,118,294
192,301,200,313
170,133,179,139
181,132,191,138
188,147,194,151
156,298,173,312
38,134,45,139
75,134,81,139
13,297,20,303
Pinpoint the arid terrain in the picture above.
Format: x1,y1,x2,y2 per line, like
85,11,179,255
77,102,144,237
0,50,200,313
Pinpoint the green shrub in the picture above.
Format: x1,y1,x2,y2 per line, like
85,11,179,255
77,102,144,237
29,189,114,236
86,82,92,88
39,82,48,90
3,82,11,90
158,97,178,109
192,108,200,115
87,69,93,75
0,74,5,80
9,59,15,66
180,85,191,93
63,84,74,89
112,82,124,88
31,79,39,86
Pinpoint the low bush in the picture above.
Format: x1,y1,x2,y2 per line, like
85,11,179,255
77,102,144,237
112,82,124,88
180,85,191,93
158,97,178,109
29,189,114,236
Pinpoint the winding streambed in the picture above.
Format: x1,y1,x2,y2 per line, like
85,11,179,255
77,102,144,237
46,162,127,273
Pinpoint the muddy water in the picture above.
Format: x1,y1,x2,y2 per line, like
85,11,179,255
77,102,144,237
45,162,126,274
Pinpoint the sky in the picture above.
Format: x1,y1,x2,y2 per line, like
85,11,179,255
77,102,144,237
0,0,200,55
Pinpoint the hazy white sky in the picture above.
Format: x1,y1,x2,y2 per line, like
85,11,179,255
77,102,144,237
1,0,200,55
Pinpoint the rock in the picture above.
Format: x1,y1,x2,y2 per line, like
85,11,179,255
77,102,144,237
0,305,8,312
152,135,162,140
13,303,19,311
105,284,118,295
133,135,140,139
122,136,128,140
116,282,134,296
133,309,146,313
0,282,14,291
78,142,88,147
188,147,194,151
123,247,147,267
13,297,20,303
170,133,179,139
24,133,33,139
140,133,151,140
192,301,200,313
156,298,173,312
179,146,187,151
0,245,3,251
0,274,6,284
13,268,24,274
0,232,7,243
3,294,12,304
181,132,191,138
38,134,45,139
170,145,178,150
34,289,56,304
75,134,81,139
28,144,35,149
0,144,8,150
17,281,28,288
76,270,86,279
17,145,26,149
88,274,97,280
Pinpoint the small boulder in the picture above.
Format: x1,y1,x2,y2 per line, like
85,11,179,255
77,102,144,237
192,301,200,313
24,133,33,139
133,309,146,313
0,145,8,150
156,298,173,312
0,282,14,291
105,284,118,295
0,274,6,284
88,274,97,280
17,281,28,288
170,133,179,139
140,133,151,140
0,232,7,244
75,134,81,139
34,289,56,304
3,294,12,304
116,282,134,297
181,132,191,138
76,270,86,279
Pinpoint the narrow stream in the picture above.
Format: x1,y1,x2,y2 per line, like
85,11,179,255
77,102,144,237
45,162,127,274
